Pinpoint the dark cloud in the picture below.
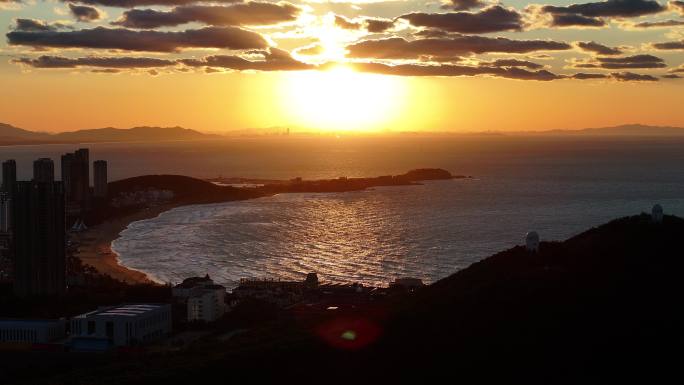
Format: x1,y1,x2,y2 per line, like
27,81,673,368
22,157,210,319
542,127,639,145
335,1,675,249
571,72,610,79
632,19,684,27
399,6,523,34
487,59,544,69
542,0,665,17
365,18,395,33
179,48,313,71
549,13,606,27
662,73,682,78
671,65,684,73
611,71,659,81
345,36,572,59
13,55,176,69
333,61,561,81
59,0,241,7
573,54,666,69
68,3,102,22
577,41,622,55
113,2,301,29
652,40,684,50
91,68,121,73
6,26,268,52
443,0,487,11
671,0,684,13
13,18,69,32
334,15,363,30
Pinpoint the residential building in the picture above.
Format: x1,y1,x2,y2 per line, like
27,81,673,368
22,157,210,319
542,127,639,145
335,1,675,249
172,274,214,300
93,160,107,198
2,159,16,193
12,181,66,297
61,149,90,210
70,304,171,347
32,158,54,183
188,284,227,322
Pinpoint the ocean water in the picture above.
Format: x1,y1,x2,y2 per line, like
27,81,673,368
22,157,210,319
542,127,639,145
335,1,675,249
4,135,684,287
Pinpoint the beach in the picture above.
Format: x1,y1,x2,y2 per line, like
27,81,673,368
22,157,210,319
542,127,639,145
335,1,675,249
72,204,182,285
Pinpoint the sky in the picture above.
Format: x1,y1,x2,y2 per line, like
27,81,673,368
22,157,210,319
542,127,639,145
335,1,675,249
0,0,683,133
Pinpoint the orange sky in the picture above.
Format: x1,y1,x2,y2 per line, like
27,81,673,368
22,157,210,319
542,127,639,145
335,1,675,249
1,0,683,133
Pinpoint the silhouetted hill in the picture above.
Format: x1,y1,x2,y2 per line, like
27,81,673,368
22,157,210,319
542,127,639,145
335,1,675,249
0,123,218,145
376,213,684,383
54,126,218,142
0,123,51,141
551,123,684,136
108,175,264,204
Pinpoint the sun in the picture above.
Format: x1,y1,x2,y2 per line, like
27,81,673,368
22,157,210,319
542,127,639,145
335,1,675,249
279,65,406,132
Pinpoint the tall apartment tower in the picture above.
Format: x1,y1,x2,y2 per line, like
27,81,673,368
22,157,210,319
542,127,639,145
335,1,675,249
12,181,66,297
33,158,55,183
93,160,107,198
60,153,74,200
61,149,90,209
2,159,17,193
0,192,10,233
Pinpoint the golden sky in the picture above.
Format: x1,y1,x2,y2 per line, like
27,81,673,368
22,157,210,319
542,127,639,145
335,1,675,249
1,0,683,133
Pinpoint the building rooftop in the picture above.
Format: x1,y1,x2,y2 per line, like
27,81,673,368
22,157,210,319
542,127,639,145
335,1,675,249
75,304,167,319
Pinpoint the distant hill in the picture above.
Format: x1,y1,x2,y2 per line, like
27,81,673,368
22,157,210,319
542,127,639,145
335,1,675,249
0,123,51,141
543,123,684,136
0,123,219,145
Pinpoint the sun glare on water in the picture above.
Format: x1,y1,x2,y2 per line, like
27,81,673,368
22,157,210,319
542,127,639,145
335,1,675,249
280,65,406,133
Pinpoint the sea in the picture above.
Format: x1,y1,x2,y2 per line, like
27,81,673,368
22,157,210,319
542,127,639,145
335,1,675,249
4,135,684,287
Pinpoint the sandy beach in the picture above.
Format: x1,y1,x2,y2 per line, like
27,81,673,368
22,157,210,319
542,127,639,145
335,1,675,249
72,204,183,285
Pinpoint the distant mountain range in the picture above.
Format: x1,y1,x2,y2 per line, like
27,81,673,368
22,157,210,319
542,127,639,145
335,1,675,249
522,124,684,136
2,122,684,145
0,123,219,145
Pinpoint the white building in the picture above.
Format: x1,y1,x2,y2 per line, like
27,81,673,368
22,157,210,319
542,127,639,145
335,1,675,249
0,319,67,344
70,304,171,347
188,285,227,322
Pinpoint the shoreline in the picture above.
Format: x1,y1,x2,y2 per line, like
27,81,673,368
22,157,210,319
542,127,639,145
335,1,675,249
73,203,186,285
77,172,462,284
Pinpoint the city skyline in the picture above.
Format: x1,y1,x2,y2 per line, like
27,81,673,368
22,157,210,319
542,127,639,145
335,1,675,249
1,0,684,133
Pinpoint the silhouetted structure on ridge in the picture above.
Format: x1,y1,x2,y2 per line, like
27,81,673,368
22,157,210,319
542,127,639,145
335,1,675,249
526,231,540,252
32,158,54,183
652,204,664,223
12,180,66,297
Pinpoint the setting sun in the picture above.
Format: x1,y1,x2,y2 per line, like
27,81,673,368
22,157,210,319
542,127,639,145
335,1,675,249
280,65,406,132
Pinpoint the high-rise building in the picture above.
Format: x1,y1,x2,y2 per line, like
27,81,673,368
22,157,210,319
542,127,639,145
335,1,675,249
2,159,17,193
0,192,10,233
33,158,55,183
12,181,66,297
61,149,90,208
60,153,74,200
93,160,108,198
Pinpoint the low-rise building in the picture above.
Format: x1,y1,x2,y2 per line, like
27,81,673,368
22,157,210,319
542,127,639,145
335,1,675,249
70,304,171,348
188,284,227,322
172,274,214,301
0,319,67,344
